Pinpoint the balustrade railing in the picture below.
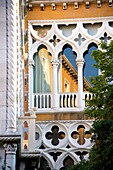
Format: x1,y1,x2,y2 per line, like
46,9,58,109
33,92,92,111
59,93,77,108
33,93,52,109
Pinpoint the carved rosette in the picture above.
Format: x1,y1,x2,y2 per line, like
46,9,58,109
6,0,17,133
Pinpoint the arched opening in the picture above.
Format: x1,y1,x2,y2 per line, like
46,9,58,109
24,121,28,128
38,156,51,170
24,131,28,140
58,44,78,93
83,42,98,85
33,44,52,93
60,156,74,170
77,125,85,145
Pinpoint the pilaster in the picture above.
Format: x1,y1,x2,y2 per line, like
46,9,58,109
6,0,17,133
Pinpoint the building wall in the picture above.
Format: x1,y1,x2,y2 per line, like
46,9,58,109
62,66,78,92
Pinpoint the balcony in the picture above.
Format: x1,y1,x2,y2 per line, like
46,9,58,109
33,91,92,113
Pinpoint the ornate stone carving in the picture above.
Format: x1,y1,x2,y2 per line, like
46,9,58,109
6,0,17,133
51,58,59,66
4,143,17,154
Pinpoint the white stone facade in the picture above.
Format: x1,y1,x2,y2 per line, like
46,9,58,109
17,17,113,169
0,0,113,169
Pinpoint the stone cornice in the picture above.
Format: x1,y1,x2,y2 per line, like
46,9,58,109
0,134,21,142
21,151,40,158
26,0,112,10
28,16,113,25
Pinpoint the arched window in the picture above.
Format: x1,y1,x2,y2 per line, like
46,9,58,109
24,131,28,140
24,144,28,150
24,121,28,127
83,43,98,84
33,45,52,93
58,44,78,93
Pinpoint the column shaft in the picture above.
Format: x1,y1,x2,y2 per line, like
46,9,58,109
51,59,59,108
29,59,34,110
76,59,84,108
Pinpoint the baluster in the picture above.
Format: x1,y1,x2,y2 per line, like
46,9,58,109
43,94,45,108
72,94,73,107
47,95,49,108
60,95,61,108
36,95,38,108
74,94,76,107
40,94,42,108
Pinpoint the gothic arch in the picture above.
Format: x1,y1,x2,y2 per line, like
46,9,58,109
29,41,54,60
56,152,78,170
39,152,55,170
83,42,98,83
56,40,79,59
81,40,99,56
33,44,52,93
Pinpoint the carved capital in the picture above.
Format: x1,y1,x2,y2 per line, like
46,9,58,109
4,143,17,154
29,59,34,67
51,58,59,66
76,58,84,67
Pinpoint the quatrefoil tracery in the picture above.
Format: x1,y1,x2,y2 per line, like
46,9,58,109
100,32,111,43
74,33,86,46
45,125,65,146
71,125,91,145
49,35,61,47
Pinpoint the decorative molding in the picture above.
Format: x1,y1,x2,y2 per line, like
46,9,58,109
0,134,21,142
26,0,112,9
28,16,113,25
21,151,40,158
6,0,17,133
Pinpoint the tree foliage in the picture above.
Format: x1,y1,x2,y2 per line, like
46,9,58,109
70,41,113,170
85,40,113,119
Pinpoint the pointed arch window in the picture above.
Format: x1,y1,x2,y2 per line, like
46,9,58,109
83,43,98,84
33,45,52,93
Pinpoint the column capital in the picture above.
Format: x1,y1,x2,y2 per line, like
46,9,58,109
76,58,84,67
29,59,34,66
51,58,59,66
4,143,17,154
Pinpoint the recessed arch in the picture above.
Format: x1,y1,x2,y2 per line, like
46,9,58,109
83,42,98,84
62,44,77,70
56,40,79,58
39,153,54,170
58,43,78,93
60,155,74,169
29,41,54,60
33,44,52,93
24,121,28,128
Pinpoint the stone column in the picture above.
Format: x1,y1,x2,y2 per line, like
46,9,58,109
51,58,59,109
6,0,18,133
29,59,34,110
76,59,84,109
4,143,17,170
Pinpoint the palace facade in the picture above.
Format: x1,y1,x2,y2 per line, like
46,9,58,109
0,0,113,169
